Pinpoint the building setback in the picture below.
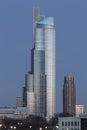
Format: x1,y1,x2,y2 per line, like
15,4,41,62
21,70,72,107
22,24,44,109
24,7,56,119
63,74,76,116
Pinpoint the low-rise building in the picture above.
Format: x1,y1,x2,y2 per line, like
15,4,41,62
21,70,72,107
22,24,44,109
75,104,84,117
0,107,27,119
79,113,87,130
59,117,80,130
16,97,23,107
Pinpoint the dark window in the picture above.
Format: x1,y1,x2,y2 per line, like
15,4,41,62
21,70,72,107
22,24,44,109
74,121,76,126
71,121,73,126
62,122,64,126
68,122,70,126
65,122,67,126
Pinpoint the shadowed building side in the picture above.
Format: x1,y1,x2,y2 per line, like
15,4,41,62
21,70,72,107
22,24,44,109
63,74,76,116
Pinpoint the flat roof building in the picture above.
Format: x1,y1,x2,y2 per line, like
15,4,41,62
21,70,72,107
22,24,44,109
59,117,80,130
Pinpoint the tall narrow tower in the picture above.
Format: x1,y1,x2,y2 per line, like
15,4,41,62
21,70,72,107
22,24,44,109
26,7,56,119
63,74,76,116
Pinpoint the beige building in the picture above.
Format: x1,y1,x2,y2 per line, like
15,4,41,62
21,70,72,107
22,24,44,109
75,104,84,117
16,97,23,107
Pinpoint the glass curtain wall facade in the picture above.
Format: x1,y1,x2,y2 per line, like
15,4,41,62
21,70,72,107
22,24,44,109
26,7,56,119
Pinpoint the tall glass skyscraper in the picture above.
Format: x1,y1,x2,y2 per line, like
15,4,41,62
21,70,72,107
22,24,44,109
25,7,56,119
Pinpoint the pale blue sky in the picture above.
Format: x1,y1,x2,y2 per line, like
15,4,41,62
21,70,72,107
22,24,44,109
0,0,87,113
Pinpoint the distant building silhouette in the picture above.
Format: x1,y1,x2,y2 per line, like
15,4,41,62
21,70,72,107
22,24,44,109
63,74,76,116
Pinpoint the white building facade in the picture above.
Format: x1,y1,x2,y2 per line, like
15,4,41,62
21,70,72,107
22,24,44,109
59,117,81,130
